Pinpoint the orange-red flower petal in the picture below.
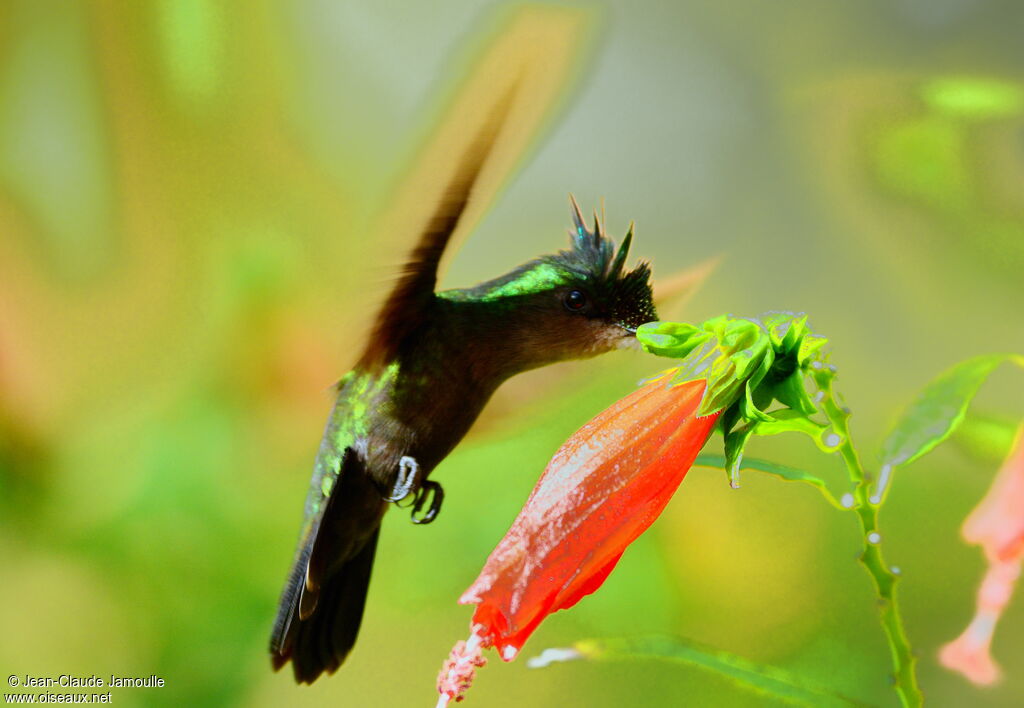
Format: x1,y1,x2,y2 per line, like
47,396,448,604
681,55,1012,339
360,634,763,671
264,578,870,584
459,374,719,658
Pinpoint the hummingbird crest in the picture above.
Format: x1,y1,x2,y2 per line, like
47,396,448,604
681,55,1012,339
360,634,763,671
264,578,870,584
551,194,656,331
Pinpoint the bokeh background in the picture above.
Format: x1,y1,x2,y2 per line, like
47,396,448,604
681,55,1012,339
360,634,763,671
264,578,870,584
2,1,1024,706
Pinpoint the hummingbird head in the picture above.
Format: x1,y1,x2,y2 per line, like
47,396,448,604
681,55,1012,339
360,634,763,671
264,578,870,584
446,197,657,371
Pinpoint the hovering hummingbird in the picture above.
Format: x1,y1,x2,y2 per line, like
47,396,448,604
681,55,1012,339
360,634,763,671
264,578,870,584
269,102,658,684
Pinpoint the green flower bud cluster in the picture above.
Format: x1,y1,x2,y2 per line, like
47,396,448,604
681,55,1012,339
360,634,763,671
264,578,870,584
637,312,828,419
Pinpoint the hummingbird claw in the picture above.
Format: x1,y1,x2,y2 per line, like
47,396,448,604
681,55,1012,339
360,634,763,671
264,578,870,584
380,456,443,522
411,480,444,525
383,455,420,503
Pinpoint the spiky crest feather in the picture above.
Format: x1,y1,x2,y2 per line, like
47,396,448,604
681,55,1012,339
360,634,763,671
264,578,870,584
555,195,656,329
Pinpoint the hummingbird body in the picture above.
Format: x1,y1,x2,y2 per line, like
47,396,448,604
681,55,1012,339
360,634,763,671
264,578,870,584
270,99,657,684
313,281,637,513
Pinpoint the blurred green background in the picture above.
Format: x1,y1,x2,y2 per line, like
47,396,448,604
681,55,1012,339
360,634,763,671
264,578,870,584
2,1,1024,706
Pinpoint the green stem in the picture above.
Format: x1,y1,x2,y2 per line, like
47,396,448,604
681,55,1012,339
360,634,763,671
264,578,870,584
812,368,923,708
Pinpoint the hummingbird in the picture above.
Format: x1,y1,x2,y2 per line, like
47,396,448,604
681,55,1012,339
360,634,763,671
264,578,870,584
269,102,658,684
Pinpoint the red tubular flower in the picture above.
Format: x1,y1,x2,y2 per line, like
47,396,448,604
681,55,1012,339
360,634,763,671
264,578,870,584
939,424,1024,685
436,373,718,704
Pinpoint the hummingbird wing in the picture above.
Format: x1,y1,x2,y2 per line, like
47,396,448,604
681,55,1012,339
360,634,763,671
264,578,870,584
274,78,522,668
357,84,517,368
354,8,596,369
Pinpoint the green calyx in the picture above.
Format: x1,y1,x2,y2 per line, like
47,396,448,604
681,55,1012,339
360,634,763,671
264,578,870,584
637,313,831,487
638,313,828,418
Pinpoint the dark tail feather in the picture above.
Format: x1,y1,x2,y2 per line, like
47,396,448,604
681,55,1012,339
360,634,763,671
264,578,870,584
270,528,380,684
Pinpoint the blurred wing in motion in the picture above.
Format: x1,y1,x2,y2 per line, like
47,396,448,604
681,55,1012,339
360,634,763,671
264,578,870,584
348,6,597,367
358,84,517,368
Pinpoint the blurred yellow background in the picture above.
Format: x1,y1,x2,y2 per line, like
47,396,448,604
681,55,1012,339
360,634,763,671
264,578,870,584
1,1,1023,706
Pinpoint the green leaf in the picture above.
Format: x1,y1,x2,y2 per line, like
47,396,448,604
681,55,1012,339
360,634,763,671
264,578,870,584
695,452,846,509
529,636,865,707
880,354,1024,468
952,414,1021,464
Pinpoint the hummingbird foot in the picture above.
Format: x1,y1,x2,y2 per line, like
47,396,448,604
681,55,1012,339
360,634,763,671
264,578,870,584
411,480,444,525
383,455,420,503
381,456,444,523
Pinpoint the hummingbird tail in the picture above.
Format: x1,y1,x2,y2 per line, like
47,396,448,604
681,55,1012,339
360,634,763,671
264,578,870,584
270,526,380,684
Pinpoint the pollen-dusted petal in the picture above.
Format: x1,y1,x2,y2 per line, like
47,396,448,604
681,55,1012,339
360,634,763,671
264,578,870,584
459,374,718,656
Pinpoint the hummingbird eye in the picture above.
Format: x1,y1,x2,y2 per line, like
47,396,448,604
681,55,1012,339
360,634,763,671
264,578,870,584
563,289,587,312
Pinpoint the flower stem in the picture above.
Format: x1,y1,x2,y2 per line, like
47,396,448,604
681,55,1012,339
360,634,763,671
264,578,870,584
812,368,923,708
